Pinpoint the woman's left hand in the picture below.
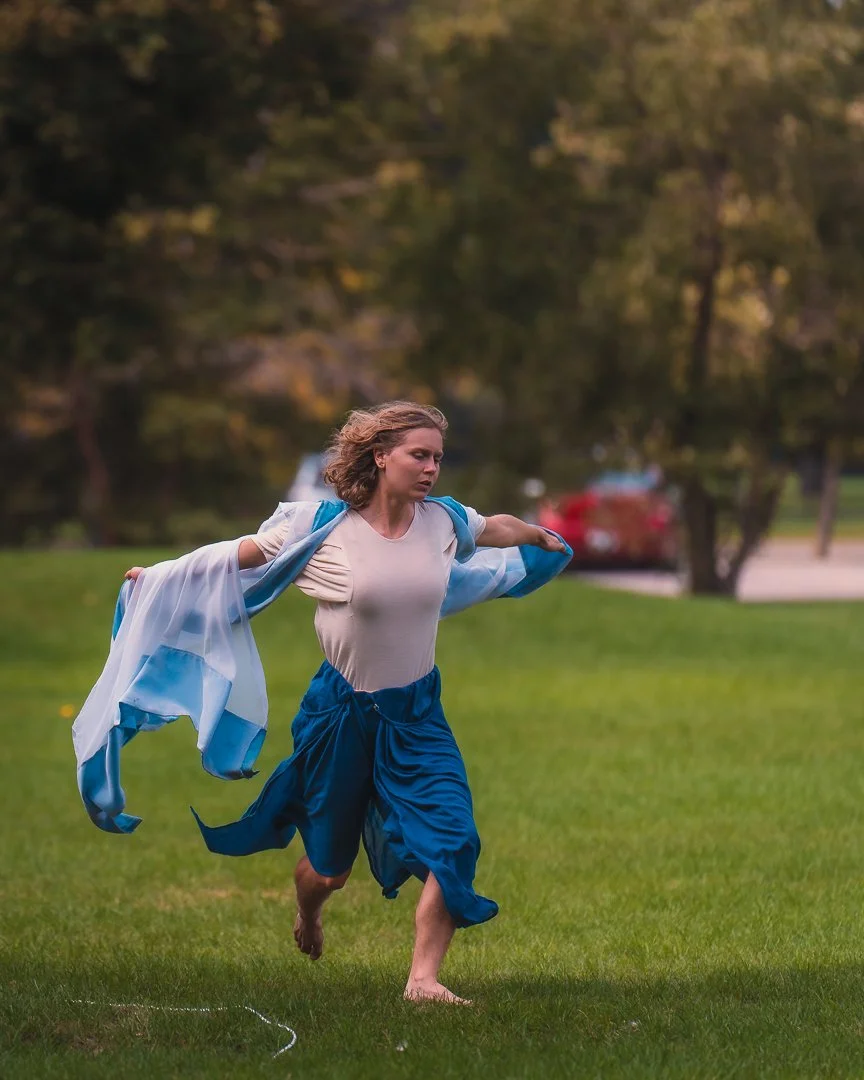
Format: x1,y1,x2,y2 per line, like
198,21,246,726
533,528,568,554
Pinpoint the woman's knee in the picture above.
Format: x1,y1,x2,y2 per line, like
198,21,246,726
321,867,352,891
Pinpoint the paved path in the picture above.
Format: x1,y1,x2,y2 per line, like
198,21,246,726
579,540,864,602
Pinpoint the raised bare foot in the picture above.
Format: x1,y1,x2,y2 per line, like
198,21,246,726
403,978,472,1005
293,911,324,960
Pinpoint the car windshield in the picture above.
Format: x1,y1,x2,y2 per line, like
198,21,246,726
297,454,326,485
285,452,331,502
587,470,659,494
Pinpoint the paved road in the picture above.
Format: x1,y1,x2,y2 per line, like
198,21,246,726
579,540,864,602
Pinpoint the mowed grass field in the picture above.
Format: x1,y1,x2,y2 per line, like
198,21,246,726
2,552,864,1079
772,474,864,538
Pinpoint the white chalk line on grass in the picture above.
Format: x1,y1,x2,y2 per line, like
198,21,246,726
70,998,297,1058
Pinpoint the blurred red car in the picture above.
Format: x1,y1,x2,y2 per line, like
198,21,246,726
538,471,679,569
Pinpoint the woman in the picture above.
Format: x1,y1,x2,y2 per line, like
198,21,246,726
75,401,569,1005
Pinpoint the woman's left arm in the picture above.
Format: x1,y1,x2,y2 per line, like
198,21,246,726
477,514,567,553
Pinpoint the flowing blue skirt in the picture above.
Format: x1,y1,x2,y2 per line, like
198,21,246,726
193,661,498,928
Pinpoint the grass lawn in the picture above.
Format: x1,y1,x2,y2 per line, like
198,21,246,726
769,519,864,540
2,551,864,1078
772,474,864,538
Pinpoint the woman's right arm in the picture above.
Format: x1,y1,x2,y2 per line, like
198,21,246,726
238,538,267,569
124,536,270,582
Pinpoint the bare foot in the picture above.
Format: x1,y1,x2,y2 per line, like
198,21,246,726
293,911,324,960
403,978,472,1005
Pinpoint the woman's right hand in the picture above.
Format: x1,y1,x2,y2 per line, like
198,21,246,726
124,566,145,582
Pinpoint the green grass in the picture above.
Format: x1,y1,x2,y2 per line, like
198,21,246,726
772,474,864,537
769,519,864,539
2,551,864,1078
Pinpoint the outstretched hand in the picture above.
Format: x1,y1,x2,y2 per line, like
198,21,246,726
534,529,568,554
124,566,145,582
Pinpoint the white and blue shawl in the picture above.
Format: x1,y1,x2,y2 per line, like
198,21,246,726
72,497,570,833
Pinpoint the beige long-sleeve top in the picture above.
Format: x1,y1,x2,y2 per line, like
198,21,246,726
253,502,485,692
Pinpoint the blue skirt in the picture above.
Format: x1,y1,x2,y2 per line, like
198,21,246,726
193,661,498,928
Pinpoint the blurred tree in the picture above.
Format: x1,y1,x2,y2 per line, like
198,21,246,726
349,0,615,506
0,0,376,544
572,0,864,593
7,0,864,589
364,0,864,594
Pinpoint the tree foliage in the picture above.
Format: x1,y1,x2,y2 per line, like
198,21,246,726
0,0,375,543
4,0,864,598
362,0,864,593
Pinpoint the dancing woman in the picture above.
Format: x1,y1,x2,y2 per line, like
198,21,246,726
74,402,570,1004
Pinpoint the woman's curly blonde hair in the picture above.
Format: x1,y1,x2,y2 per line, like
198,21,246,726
323,401,448,508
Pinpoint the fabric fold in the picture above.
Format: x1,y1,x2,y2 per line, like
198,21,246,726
194,662,498,928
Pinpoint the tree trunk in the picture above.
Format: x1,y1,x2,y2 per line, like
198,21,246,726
815,441,842,559
673,166,726,452
676,190,729,596
69,370,115,546
680,465,785,598
681,480,734,596
723,463,787,595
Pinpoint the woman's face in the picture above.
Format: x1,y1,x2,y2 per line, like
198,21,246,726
375,427,444,501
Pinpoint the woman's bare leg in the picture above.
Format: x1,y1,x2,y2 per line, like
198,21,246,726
404,872,471,1004
293,855,351,960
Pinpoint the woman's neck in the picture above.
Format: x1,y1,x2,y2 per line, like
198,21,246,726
357,490,417,539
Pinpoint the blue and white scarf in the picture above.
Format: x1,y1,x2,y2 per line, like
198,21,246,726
72,497,570,833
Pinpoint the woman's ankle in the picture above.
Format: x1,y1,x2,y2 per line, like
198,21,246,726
405,972,438,987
